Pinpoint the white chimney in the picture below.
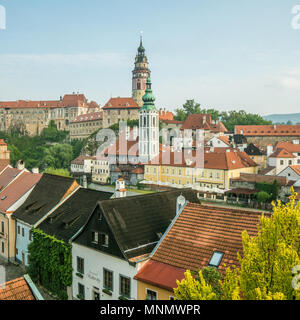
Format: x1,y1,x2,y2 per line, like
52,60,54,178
82,175,87,189
210,146,214,152
16,160,25,171
115,178,126,198
32,168,39,174
176,194,186,215
203,115,206,124
267,145,274,156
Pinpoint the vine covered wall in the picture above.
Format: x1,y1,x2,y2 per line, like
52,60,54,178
28,228,73,300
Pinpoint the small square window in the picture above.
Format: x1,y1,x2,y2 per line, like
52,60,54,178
208,251,224,268
146,289,157,300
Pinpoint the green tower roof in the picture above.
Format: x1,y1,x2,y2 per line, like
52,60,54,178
140,78,157,111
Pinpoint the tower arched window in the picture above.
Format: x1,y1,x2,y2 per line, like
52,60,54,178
137,81,141,90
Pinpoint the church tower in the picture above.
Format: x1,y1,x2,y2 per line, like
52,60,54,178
139,77,159,163
132,36,151,107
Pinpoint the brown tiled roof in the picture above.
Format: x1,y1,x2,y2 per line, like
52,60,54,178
0,94,88,110
274,141,300,153
0,277,35,300
181,114,227,132
148,149,257,170
134,259,185,291
269,148,295,158
71,155,96,165
70,111,103,123
0,171,42,212
152,202,268,274
231,172,289,186
0,167,23,191
259,166,275,175
159,111,174,121
161,119,183,125
181,114,212,130
103,97,139,109
289,165,300,176
235,125,300,136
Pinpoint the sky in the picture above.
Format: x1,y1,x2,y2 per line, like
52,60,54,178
0,0,300,115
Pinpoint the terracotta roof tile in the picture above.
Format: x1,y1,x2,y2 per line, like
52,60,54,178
269,148,295,158
70,111,103,123
159,111,174,121
135,203,269,290
0,277,35,300
236,125,300,136
103,97,139,109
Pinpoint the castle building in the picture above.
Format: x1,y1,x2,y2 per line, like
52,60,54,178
132,36,151,107
0,94,95,135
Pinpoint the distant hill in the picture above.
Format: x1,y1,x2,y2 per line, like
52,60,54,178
263,113,300,124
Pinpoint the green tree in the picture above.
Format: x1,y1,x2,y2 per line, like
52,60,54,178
256,190,271,203
174,191,300,300
222,190,300,300
174,270,217,300
174,99,201,121
43,144,73,169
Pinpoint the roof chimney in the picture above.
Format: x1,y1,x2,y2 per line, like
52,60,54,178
16,160,25,171
115,178,126,198
176,194,186,215
32,168,39,174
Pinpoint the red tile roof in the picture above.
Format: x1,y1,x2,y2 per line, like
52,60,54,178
103,97,139,109
71,155,96,165
0,167,23,191
159,111,174,121
135,203,269,291
274,141,300,153
235,125,300,136
290,165,300,176
70,111,103,123
0,94,88,109
0,171,42,212
269,148,295,158
148,148,257,170
134,259,185,291
181,114,227,132
0,277,35,300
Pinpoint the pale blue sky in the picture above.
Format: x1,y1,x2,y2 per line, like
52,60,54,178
0,0,300,115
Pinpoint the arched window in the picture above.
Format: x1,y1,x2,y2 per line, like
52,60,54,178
137,81,141,90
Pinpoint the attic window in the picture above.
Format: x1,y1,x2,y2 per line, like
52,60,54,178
1,196,7,200
208,251,224,268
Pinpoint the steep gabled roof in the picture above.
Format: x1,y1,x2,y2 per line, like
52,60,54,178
135,203,269,290
274,141,300,153
13,174,78,225
269,148,295,158
0,172,42,212
0,167,23,191
74,189,200,260
38,188,112,242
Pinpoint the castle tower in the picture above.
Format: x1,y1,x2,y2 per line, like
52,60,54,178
139,77,159,163
132,36,151,107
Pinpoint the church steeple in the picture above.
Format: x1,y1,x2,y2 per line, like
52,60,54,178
139,76,159,163
132,36,151,107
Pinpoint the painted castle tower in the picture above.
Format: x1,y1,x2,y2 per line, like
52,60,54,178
139,77,159,163
132,36,151,107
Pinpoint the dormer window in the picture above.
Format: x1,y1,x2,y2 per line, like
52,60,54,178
92,231,98,244
208,251,224,268
100,233,109,247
